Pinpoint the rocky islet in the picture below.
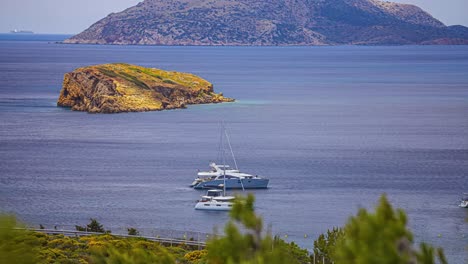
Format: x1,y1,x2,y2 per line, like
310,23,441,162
57,63,234,113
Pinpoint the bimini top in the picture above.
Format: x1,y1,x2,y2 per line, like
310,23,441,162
213,196,235,201
201,189,235,201
206,189,223,196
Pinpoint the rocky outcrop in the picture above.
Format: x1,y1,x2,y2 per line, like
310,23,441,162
57,63,234,113
64,0,468,46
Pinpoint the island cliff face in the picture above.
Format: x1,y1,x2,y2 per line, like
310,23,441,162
57,63,234,113
64,0,468,46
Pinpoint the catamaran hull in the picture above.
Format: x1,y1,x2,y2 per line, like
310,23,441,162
193,179,269,189
195,202,233,211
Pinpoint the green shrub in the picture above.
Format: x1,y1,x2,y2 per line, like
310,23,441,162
206,194,305,264
311,227,344,263
90,243,175,264
184,250,207,263
333,195,447,264
0,215,39,264
127,227,140,236
75,218,106,233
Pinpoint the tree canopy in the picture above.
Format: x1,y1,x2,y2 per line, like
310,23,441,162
333,195,448,264
206,194,310,264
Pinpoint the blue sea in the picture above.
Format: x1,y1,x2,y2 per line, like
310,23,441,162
0,34,467,262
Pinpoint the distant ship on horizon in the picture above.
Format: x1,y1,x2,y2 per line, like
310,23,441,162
10,29,34,34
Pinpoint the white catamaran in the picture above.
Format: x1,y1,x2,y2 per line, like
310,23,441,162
194,188,235,211
195,130,236,211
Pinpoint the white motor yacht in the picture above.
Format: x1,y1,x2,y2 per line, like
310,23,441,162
191,163,269,189
190,123,269,189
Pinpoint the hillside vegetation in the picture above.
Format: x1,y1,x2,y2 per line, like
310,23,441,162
1,195,451,264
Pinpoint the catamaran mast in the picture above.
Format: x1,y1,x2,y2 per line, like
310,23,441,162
222,126,227,196
219,121,238,171
224,127,239,171
222,121,244,191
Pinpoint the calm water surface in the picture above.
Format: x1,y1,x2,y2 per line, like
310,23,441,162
0,34,467,262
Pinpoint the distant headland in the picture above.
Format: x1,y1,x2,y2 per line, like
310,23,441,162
63,0,468,46
57,63,234,113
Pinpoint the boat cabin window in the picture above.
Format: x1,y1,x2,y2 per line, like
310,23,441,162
219,175,237,179
207,190,222,197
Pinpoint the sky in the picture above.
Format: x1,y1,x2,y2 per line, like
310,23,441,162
0,0,467,34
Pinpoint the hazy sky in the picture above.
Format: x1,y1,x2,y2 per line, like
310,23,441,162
1,0,467,34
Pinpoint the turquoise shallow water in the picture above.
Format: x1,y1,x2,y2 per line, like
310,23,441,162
0,35,467,262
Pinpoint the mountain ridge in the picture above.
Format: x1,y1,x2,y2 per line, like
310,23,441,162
64,0,468,46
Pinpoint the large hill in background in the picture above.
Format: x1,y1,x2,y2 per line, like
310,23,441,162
64,0,468,45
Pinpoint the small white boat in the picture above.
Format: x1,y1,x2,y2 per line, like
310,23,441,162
459,193,468,208
194,189,235,211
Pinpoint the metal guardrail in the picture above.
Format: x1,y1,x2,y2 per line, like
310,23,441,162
21,228,207,249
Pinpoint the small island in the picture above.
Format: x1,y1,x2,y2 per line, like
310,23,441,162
57,63,234,113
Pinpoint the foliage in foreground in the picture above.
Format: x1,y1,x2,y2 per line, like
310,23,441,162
316,195,448,264
0,217,189,264
205,194,311,264
1,194,457,264
311,227,344,263
0,215,38,264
